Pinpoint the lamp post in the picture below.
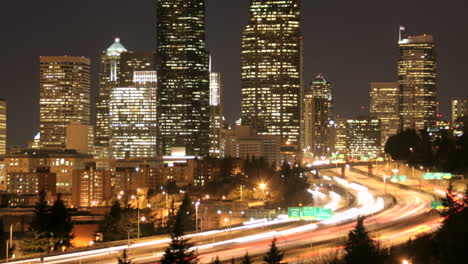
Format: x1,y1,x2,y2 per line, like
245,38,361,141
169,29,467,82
195,200,200,234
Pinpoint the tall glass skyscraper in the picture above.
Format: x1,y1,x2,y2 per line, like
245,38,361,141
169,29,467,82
209,72,223,158
95,38,128,158
241,0,302,153
39,56,91,149
156,0,210,157
398,34,437,130
303,74,334,156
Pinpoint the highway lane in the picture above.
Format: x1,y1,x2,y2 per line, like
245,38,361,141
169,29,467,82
6,166,442,264
178,168,442,263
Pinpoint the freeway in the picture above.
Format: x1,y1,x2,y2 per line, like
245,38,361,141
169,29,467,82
6,166,443,264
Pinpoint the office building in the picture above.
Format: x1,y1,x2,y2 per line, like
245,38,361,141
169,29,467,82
451,98,468,123
224,125,281,167
109,87,157,159
334,118,348,155
241,0,302,153
66,123,94,155
39,56,91,149
303,74,334,156
347,117,381,159
4,149,92,194
119,52,157,87
71,163,112,208
398,34,437,130
95,38,128,159
156,0,210,157
7,171,56,197
369,82,400,149
209,72,223,158
0,99,6,155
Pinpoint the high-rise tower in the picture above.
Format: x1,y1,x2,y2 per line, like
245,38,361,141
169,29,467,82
369,82,399,150
95,38,128,159
39,56,91,149
156,0,210,157
303,74,334,156
398,34,437,130
241,0,302,153
209,72,223,158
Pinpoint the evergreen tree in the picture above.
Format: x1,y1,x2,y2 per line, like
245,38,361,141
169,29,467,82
160,200,198,264
344,217,384,264
212,256,221,264
30,191,50,233
117,249,132,264
49,194,74,250
98,201,127,242
241,252,252,264
178,193,195,232
263,238,284,264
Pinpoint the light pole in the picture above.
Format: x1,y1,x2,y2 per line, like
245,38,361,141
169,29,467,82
195,200,200,234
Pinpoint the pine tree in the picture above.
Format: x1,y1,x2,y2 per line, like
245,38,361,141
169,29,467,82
344,217,384,264
160,200,198,264
178,192,195,232
117,249,132,264
263,238,284,264
241,252,252,264
30,191,50,233
212,256,221,264
49,194,74,250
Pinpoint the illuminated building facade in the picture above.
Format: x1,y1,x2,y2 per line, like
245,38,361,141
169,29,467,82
303,74,334,155
334,118,348,155
156,0,210,157
451,98,468,123
39,56,91,149
0,99,6,155
66,123,94,155
119,52,157,87
347,117,381,159
224,125,281,167
209,72,223,158
95,38,128,159
4,149,92,194
241,0,302,153
398,34,437,130
7,171,56,196
71,163,112,208
369,82,399,150
109,87,157,159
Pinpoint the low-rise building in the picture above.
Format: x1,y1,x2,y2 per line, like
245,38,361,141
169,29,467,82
224,125,281,167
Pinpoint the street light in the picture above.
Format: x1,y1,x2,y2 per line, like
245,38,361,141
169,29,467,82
402,260,410,264
195,200,200,234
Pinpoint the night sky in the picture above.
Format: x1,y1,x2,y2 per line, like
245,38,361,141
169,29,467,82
1,0,467,147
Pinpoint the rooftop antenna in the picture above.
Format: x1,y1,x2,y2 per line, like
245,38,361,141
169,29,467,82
399,25,406,42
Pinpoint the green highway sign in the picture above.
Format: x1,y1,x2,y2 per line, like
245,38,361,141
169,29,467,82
288,207,332,220
424,172,453,180
377,157,384,162
390,175,408,183
431,201,445,210
315,208,333,220
288,207,301,219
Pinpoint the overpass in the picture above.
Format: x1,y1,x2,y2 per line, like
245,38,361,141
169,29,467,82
307,161,377,177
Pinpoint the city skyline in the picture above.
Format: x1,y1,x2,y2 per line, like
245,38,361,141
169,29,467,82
1,0,467,147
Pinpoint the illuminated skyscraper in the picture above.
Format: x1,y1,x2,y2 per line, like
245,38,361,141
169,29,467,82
95,38,128,158
109,86,157,160
209,72,223,158
347,117,381,159
369,82,399,150
109,52,157,160
303,74,334,155
398,34,437,130
451,98,468,123
156,0,210,157
0,99,5,155
39,56,91,149
241,0,302,153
